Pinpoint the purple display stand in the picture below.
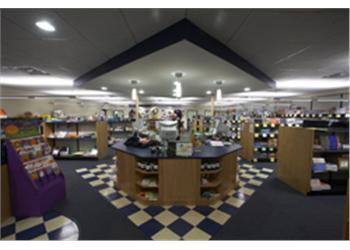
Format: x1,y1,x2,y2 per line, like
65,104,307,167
5,139,66,217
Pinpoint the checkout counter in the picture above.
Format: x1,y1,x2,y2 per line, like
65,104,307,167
112,142,242,206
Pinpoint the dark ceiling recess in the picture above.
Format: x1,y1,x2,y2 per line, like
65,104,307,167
74,18,276,88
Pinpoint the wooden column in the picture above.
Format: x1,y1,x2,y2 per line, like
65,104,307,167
135,94,140,122
210,95,215,117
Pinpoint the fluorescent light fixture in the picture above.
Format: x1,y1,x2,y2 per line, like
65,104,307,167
173,81,182,98
317,98,349,102
206,90,212,95
216,88,222,101
0,76,73,87
101,86,108,91
78,96,128,101
244,87,251,92
276,79,350,89
139,89,144,94
131,88,137,100
43,89,112,96
235,91,299,97
35,20,55,32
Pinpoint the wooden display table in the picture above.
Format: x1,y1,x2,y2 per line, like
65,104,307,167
113,142,241,206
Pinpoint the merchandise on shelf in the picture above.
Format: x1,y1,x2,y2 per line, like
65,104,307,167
140,177,158,187
138,191,158,201
310,178,331,191
137,161,159,172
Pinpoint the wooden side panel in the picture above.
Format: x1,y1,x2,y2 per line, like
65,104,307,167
42,123,54,148
218,152,237,193
1,164,12,222
96,121,108,160
116,151,136,196
239,122,254,161
159,159,200,205
277,127,314,194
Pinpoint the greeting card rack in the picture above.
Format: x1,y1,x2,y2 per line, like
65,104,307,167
3,118,66,217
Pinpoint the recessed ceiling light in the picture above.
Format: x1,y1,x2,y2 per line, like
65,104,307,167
206,90,212,95
244,87,251,92
101,86,108,91
35,20,55,32
139,89,144,94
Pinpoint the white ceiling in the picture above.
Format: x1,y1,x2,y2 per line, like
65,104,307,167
85,40,267,97
1,8,349,100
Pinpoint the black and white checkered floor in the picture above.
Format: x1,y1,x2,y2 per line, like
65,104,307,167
75,162,274,240
1,210,79,240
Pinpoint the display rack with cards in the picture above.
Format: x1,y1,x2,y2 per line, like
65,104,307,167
2,118,66,217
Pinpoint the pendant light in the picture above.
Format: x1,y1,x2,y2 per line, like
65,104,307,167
172,72,184,99
131,88,137,100
215,80,223,101
130,80,139,100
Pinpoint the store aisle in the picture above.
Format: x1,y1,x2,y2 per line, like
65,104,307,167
55,152,345,240
213,169,346,240
55,149,147,240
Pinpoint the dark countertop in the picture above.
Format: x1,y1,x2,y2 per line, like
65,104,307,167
112,142,242,159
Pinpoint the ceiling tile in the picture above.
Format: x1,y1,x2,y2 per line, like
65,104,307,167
56,9,136,57
1,17,38,40
231,12,338,43
121,9,185,42
187,9,251,44
2,9,81,41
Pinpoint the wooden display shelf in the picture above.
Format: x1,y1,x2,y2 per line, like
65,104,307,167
200,168,222,174
135,168,159,175
277,126,349,195
43,121,108,160
200,179,221,188
116,149,238,206
136,181,158,189
136,193,159,205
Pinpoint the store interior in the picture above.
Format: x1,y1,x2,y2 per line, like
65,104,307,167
0,8,349,241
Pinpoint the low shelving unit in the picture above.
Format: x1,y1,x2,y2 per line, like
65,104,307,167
277,120,349,195
43,120,108,160
115,143,240,206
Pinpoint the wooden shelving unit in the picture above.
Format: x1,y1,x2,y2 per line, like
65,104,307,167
108,120,133,136
43,121,108,160
240,120,279,163
277,126,349,195
135,159,160,204
116,149,238,206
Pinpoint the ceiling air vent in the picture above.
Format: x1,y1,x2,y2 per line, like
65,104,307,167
2,66,50,76
322,71,349,79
